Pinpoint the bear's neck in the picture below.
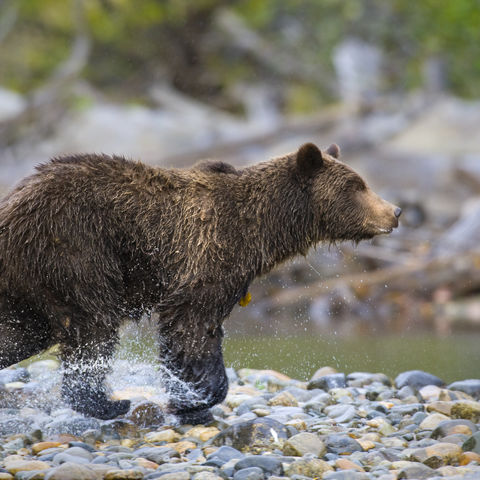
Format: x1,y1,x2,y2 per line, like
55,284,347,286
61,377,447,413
236,158,314,276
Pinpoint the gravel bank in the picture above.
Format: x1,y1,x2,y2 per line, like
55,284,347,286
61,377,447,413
1,361,479,480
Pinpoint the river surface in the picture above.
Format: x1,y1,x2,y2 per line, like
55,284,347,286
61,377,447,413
222,333,480,384
118,322,480,385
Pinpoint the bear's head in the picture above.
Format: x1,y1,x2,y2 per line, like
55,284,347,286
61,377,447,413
296,142,401,243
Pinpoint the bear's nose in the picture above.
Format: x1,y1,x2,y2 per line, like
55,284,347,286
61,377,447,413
394,207,402,218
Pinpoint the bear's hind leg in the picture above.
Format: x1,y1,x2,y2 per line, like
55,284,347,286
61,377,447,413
0,298,52,369
61,324,130,420
159,321,228,425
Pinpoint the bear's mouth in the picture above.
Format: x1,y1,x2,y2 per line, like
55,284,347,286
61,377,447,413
372,215,399,235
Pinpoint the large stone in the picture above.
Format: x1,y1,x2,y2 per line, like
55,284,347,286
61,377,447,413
192,472,223,480
407,442,463,468
463,431,480,454
346,372,391,387
59,447,93,461
211,418,288,453
267,391,298,407
418,413,450,430
324,471,370,480
310,366,338,380
431,419,478,439
52,453,91,466
129,401,164,428
308,373,347,391
206,446,244,463
335,458,365,472
285,458,333,478
234,456,283,475
396,461,436,479
394,371,444,392
144,429,180,443
4,459,51,475
426,400,455,416
460,451,480,465
448,379,480,399
324,435,363,455
104,470,144,480
185,426,220,442
156,473,189,480
165,441,197,454
136,446,179,464
32,442,62,455
283,432,326,457
44,462,97,480
451,400,480,422
232,467,263,480
324,404,356,423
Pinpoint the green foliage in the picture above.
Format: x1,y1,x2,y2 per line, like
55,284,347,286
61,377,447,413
1,0,479,103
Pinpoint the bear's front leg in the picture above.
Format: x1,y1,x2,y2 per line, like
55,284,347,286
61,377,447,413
159,320,228,425
61,327,130,420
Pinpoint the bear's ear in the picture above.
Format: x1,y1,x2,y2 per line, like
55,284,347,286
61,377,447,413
296,143,323,175
326,143,340,159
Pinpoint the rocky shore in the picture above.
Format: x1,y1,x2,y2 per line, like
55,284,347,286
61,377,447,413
1,361,480,480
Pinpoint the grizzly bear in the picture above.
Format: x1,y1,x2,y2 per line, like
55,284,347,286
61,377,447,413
0,143,401,424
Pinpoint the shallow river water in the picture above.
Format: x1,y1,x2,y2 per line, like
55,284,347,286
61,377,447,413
223,332,480,383
117,322,480,385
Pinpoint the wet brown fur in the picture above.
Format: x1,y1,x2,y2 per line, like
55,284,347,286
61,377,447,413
0,143,399,422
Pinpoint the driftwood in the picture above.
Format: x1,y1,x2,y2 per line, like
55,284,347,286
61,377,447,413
270,250,480,310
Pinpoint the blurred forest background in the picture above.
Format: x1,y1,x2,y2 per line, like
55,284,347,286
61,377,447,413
1,0,480,378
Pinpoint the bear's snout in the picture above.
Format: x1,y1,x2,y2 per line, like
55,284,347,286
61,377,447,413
360,189,402,235
382,201,402,232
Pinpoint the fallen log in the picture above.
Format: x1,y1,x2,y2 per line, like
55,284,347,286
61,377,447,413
270,250,480,310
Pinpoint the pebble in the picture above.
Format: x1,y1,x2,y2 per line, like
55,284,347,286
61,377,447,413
0,363,479,480
4,459,51,475
406,442,463,467
185,426,220,442
451,400,480,422
463,431,480,454
308,373,347,391
394,370,445,391
324,404,356,423
43,462,97,480
31,442,62,455
144,429,180,443
104,469,144,479
324,435,363,455
448,379,480,399
418,412,450,430
233,467,263,480
395,461,435,479
283,432,325,457
431,418,477,438
285,458,333,477
268,391,298,407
